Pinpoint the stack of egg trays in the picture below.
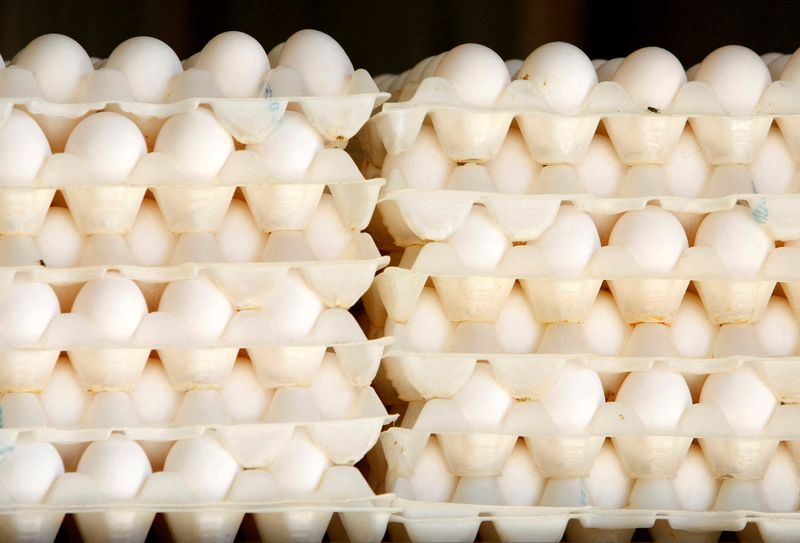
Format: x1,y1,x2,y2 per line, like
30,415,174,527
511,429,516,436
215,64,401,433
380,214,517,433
358,73,800,542
0,35,398,543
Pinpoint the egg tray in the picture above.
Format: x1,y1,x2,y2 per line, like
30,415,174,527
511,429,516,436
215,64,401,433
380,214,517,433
0,147,382,235
0,466,393,543
361,77,800,165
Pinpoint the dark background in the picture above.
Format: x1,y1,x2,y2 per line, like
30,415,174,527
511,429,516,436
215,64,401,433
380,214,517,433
1,0,798,74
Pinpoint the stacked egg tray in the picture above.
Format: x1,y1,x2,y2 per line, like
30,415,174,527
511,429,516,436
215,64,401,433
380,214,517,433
358,43,800,542
0,30,398,543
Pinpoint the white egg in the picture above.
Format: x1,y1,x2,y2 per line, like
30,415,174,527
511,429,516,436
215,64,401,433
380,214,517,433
13,34,93,102
584,442,631,507
494,286,542,353
615,370,691,429
125,199,175,266
402,287,454,352
755,297,799,356
685,63,700,81
164,436,241,500
576,135,625,197
408,438,456,502
37,207,84,267
304,194,352,260
277,29,354,96
672,443,719,510
758,444,800,511
131,362,180,424
517,42,597,114
700,367,778,435
664,128,711,198
245,111,323,179
158,277,233,342
380,125,454,190
77,438,152,499
770,54,791,80
216,199,263,262
496,440,544,505
751,126,797,194
504,58,523,79
221,359,269,422
420,53,445,80
310,353,356,419
269,431,330,496
0,109,50,187
609,206,688,273
596,57,624,82
72,276,148,341
485,128,539,193
41,360,85,426
694,207,774,276
0,441,64,503
448,206,511,271
612,47,686,110
154,109,234,183
694,45,770,115
534,205,600,275
0,281,60,344
267,42,283,67
106,36,182,102
451,363,512,427
403,56,435,88
195,31,269,98
671,292,717,357
584,291,631,355
65,112,147,184
761,52,783,65
542,365,604,431
435,43,509,106
260,270,324,338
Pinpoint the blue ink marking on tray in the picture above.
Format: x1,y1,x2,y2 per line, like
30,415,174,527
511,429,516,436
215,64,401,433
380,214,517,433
752,199,769,224
265,83,273,98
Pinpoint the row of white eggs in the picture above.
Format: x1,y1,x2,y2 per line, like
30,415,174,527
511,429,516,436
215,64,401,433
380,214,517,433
390,439,798,512
4,29,355,104
19,197,356,268
379,125,796,196
379,42,800,115
0,107,331,182
8,357,365,427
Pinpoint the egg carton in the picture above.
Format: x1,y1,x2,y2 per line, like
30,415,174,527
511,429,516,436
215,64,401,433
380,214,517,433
361,77,800,166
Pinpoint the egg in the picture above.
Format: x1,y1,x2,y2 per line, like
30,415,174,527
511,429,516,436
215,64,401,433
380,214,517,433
583,291,631,355
543,365,604,431
770,54,791,80
664,128,711,198
699,368,778,435
216,199,263,262
37,207,85,267
77,438,152,499
517,42,597,114
494,286,542,353
0,109,51,187
41,360,86,426
221,360,269,423
435,44,509,106
13,34,93,102
485,128,539,193
694,207,774,276
447,206,511,271
65,112,147,184
125,199,175,266
260,270,324,338
164,437,241,500
158,277,234,342
267,42,283,68
106,36,182,102
245,111,323,179
399,287,454,352
195,31,269,98
269,431,330,496
671,292,717,357
575,135,625,197
612,47,686,110
583,442,632,507
0,281,60,344
0,441,64,503
303,194,352,260
672,443,719,510
451,363,513,427
609,206,688,273
407,438,456,502
596,57,624,82
403,56,436,88
615,370,691,429
72,276,148,341
131,362,180,424
380,125,454,190
685,63,700,81
154,109,234,183
534,205,600,275
694,45,770,115
277,29,354,96
495,440,544,505
761,52,783,66
420,53,445,80
750,126,797,194
755,297,799,356
310,353,356,419
504,58,523,79
758,444,800,511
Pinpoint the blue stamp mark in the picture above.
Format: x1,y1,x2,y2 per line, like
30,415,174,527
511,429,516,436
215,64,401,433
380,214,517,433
752,199,769,224
265,83,273,98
